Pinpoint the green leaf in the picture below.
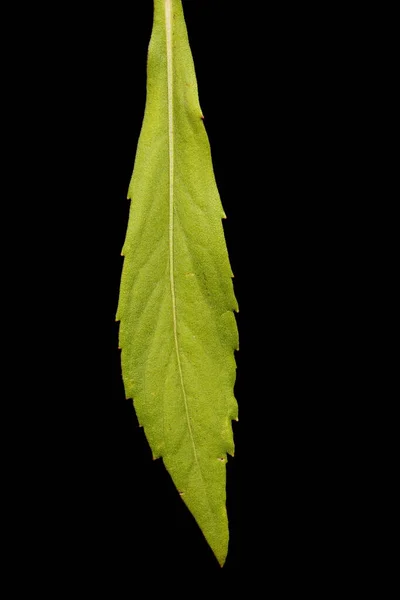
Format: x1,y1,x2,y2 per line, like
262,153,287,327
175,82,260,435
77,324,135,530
116,0,238,566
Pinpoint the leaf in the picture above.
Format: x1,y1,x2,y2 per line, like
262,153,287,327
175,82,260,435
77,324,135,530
116,0,238,566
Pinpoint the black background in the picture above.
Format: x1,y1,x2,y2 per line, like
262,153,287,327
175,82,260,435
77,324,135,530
21,0,359,593
104,1,340,586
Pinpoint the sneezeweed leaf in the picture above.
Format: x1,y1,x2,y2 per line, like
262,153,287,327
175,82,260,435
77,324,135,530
116,0,238,566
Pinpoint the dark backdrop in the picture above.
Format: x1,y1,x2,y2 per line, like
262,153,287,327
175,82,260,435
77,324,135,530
33,0,353,592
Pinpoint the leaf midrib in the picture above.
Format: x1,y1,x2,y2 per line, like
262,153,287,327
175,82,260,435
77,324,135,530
165,0,200,471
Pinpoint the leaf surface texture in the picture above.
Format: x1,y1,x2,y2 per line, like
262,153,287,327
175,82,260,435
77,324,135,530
117,0,238,566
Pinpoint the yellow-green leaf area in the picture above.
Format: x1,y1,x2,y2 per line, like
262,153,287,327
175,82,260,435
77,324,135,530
116,0,238,566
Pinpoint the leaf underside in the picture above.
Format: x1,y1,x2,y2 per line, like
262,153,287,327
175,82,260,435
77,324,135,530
116,0,238,566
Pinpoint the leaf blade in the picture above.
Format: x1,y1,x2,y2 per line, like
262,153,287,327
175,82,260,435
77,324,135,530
117,0,238,566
